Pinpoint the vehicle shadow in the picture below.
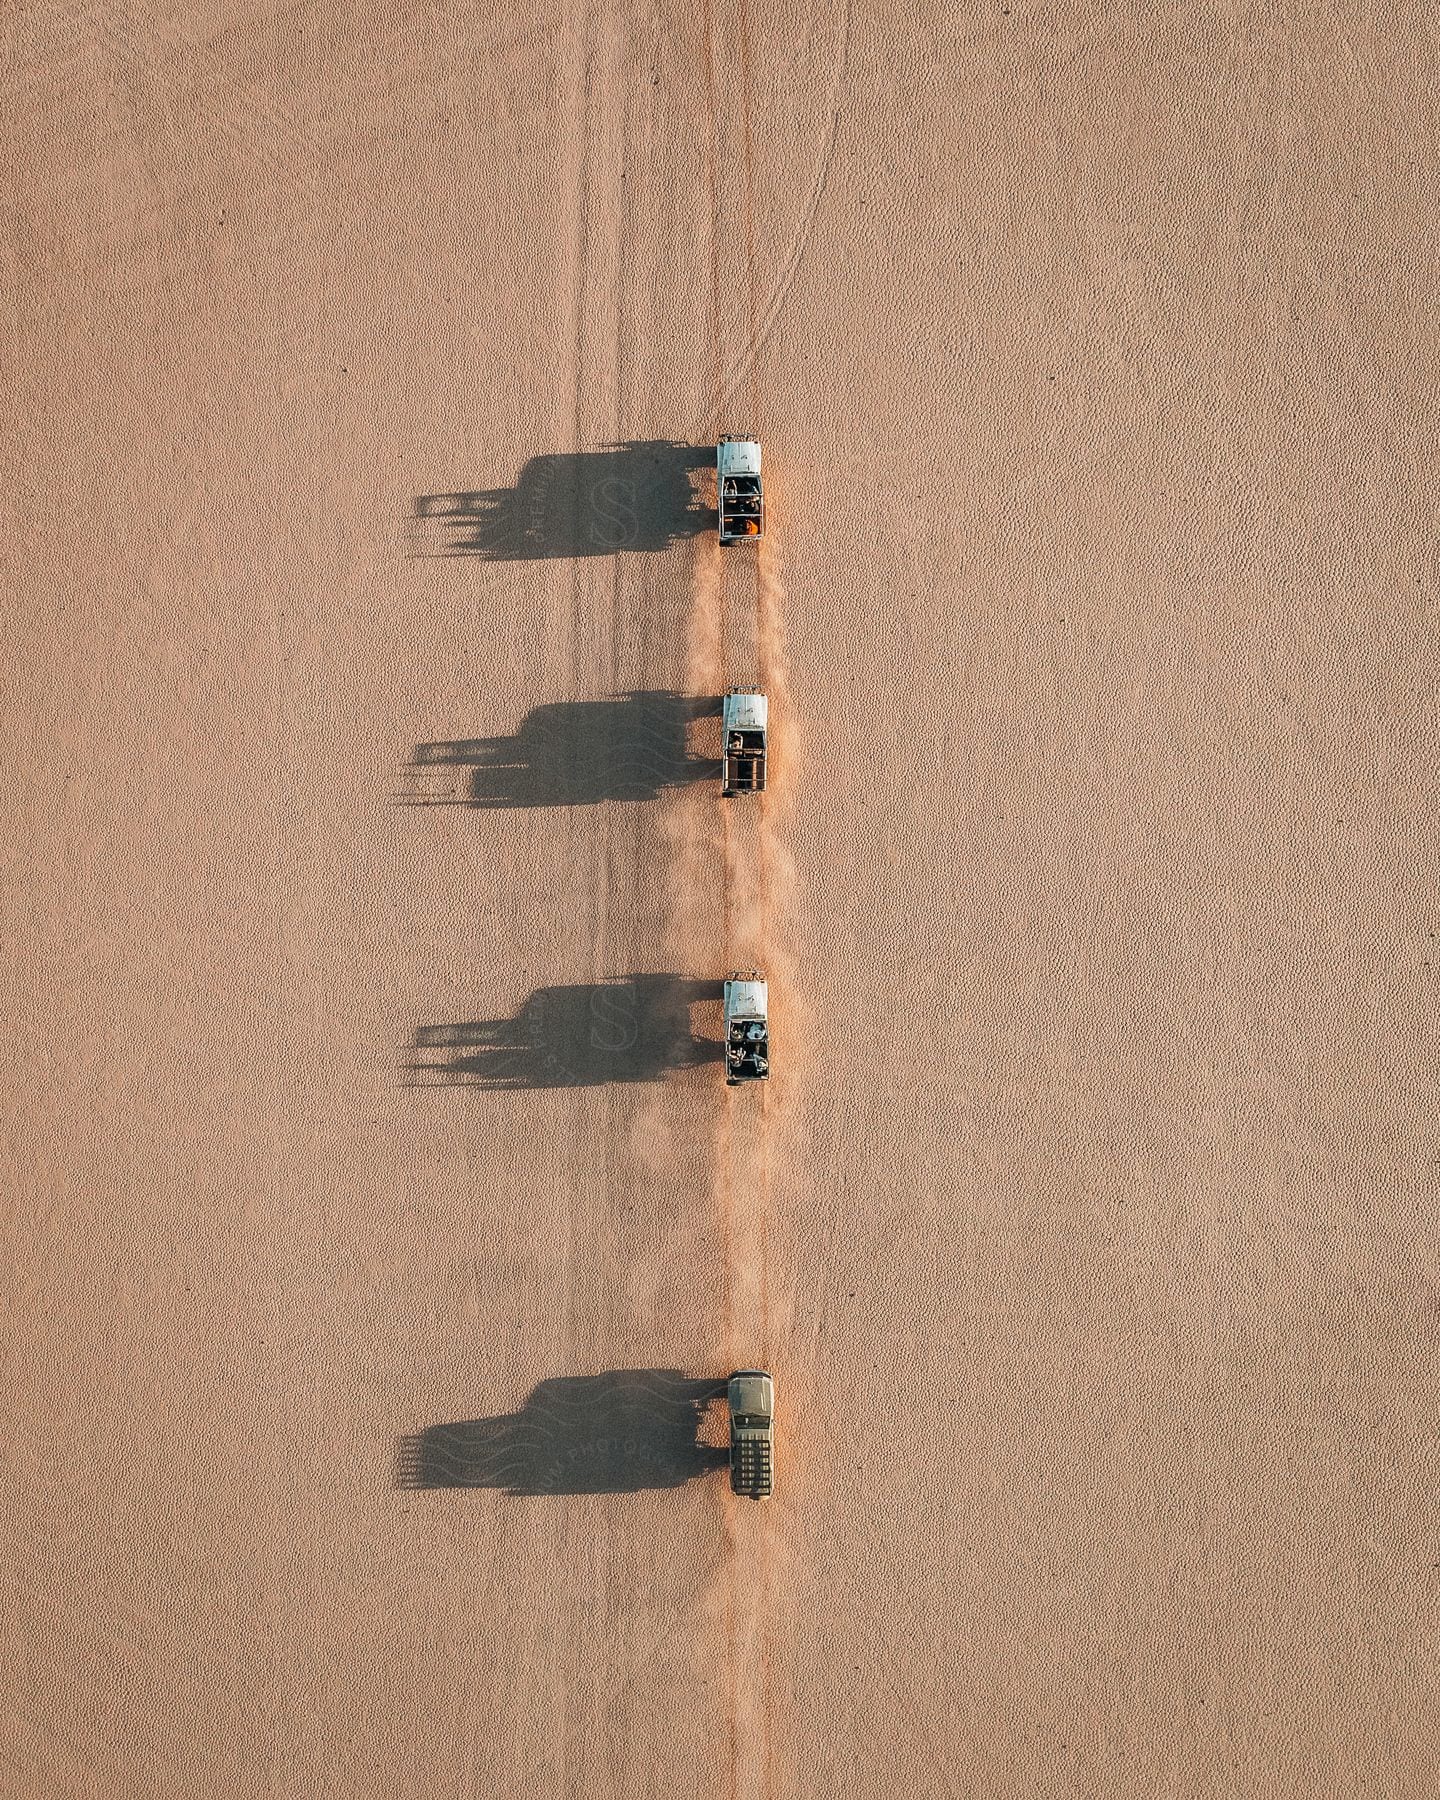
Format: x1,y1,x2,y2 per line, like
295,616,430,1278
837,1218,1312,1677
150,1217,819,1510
398,691,723,808
407,976,724,1090
395,1370,730,1495
412,441,712,559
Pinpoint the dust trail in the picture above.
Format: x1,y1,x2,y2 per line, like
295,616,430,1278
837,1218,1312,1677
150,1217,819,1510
656,533,725,962
685,534,736,1345
724,537,794,977
756,535,793,786
756,533,810,1112
693,539,730,982
753,535,805,1399
688,531,726,699
632,534,729,1249
681,528,728,994
724,1085,769,1346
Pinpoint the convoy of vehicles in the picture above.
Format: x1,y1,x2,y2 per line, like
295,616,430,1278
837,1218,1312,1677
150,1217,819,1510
728,1370,775,1500
717,437,764,543
715,445,774,1490
721,689,768,796
447,438,782,1496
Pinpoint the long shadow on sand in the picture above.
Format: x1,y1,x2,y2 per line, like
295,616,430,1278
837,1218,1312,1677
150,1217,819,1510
407,976,724,1090
395,1371,729,1495
399,692,722,808
413,441,712,559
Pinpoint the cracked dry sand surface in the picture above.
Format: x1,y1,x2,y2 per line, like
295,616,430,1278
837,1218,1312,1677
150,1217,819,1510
3,3,1438,1796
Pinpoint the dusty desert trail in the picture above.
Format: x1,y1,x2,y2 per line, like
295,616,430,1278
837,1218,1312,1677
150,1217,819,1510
3,3,1437,1795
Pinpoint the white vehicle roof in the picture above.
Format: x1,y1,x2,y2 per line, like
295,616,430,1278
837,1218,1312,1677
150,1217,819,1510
722,690,768,732
718,438,762,477
724,976,768,1022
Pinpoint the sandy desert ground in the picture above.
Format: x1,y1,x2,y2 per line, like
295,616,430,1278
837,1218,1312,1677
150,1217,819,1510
3,2,1438,1795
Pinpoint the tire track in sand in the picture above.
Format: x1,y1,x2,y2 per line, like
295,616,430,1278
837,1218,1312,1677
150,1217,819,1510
704,0,852,422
